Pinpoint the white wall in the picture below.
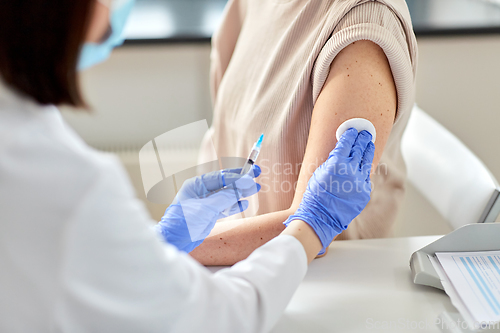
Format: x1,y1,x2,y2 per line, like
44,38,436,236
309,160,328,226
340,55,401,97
416,36,500,180
394,36,500,237
61,44,212,149
65,36,500,236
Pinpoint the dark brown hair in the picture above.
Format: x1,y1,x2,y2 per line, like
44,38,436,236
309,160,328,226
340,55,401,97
0,0,95,107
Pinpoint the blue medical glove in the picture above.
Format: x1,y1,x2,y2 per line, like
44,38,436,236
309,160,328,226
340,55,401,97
155,165,261,253
284,129,375,254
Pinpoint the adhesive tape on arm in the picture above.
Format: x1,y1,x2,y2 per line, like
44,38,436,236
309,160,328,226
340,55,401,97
335,118,376,143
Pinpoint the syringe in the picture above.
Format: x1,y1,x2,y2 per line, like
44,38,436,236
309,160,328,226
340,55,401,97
240,134,264,175
233,134,263,217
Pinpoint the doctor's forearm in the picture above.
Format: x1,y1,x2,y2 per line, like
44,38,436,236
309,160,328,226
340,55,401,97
190,209,291,265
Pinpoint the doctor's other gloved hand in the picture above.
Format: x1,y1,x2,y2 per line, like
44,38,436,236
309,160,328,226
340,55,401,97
154,165,261,253
284,129,375,254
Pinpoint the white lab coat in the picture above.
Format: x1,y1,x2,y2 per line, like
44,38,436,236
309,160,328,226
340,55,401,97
0,83,308,332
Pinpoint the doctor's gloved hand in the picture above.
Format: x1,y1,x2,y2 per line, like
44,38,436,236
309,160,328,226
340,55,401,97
284,129,375,254
154,165,261,253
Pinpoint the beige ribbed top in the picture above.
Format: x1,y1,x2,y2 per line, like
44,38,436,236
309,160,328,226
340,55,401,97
199,0,418,239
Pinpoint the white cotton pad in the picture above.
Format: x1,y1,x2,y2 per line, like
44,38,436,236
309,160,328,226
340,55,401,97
336,118,376,143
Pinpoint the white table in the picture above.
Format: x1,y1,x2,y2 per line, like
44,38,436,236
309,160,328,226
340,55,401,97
270,236,499,333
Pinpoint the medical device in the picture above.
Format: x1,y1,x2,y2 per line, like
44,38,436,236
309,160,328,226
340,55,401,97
240,134,264,175
410,223,500,290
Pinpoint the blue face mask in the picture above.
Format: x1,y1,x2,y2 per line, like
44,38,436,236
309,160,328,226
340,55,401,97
78,0,136,70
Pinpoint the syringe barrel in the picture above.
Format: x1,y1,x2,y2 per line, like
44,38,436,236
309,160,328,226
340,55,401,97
240,148,260,174
240,160,254,175
247,148,259,162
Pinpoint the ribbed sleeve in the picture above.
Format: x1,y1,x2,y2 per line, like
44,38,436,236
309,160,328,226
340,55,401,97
312,2,417,123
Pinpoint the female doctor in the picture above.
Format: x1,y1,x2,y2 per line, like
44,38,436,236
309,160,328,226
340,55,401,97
0,0,375,332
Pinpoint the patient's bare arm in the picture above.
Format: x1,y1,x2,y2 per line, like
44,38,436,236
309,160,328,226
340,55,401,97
190,41,397,266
